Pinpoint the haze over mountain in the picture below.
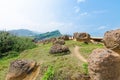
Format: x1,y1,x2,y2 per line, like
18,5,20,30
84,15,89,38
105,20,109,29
8,29,40,36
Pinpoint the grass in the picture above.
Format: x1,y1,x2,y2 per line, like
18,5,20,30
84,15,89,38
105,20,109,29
0,56,19,80
0,40,104,80
79,43,103,58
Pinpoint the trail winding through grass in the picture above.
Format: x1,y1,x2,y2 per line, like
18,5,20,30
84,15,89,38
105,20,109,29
73,46,87,62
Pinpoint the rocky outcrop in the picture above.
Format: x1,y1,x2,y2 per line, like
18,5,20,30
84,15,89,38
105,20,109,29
53,39,65,45
58,35,69,40
73,32,91,43
6,59,40,80
88,49,120,80
49,44,69,54
103,29,120,53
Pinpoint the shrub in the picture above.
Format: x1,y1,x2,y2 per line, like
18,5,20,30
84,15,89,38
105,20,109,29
0,31,36,58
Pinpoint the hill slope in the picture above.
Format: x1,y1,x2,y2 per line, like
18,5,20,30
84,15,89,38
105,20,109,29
8,29,39,36
0,40,103,80
34,30,62,41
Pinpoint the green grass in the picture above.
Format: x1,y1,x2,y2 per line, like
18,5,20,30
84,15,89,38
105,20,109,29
79,43,103,58
0,56,19,80
0,40,104,80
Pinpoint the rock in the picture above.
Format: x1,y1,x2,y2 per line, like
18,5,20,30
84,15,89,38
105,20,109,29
88,48,120,80
73,32,91,43
103,29,120,53
53,39,65,45
58,35,69,40
6,59,40,80
49,44,70,54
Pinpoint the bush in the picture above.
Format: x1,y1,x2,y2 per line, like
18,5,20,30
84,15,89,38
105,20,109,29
0,31,36,58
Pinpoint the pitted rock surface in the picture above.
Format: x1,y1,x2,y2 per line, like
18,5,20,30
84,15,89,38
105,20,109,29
49,44,69,54
53,39,65,45
103,29,120,53
6,59,39,80
88,49,120,80
73,32,91,43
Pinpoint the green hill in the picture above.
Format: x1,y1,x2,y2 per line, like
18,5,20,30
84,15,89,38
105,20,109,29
34,30,62,41
8,29,39,36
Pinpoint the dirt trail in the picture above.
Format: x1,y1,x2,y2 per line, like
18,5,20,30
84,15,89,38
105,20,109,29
73,46,87,62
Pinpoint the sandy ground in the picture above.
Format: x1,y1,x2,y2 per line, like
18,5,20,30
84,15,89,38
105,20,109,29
72,46,87,62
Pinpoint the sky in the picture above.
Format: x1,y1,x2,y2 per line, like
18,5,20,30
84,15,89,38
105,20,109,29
0,0,120,36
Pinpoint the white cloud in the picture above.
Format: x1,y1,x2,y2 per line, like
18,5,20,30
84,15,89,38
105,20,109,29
0,0,59,32
98,26,108,30
77,0,86,3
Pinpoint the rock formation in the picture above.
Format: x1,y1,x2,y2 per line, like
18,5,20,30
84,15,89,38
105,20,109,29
103,29,120,53
88,49,120,80
73,32,91,43
6,59,40,80
88,29,120,80
58,35,69,40
53,39,65,45
49,44,69,54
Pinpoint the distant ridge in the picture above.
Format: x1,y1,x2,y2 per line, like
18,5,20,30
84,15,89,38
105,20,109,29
8,29,40,36
34,30,62,41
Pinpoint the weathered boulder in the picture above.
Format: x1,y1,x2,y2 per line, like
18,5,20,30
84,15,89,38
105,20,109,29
6,59,40,80
58,35,69,40
103,29,120,53
88,48,120,80
53,39,65,45
49,44,69,54
73,32,91,43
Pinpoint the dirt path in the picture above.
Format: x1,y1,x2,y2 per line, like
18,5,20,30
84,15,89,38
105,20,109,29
73,46,87,62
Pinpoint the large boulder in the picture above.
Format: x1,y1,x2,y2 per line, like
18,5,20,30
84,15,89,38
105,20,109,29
49,44,69,54
6,59,40,80
53,39,65,45
58,35,69,40
73,32,91,43
103,29,120,53
88,49,120,80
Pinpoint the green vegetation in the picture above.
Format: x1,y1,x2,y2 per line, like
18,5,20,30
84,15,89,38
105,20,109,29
0,31,36,58
42,66,54,80
34,30,62,41
82,63,88,75
77,43,103,58
0,40,103,80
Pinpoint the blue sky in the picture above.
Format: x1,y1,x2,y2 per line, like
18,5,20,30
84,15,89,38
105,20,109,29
0,0,120,36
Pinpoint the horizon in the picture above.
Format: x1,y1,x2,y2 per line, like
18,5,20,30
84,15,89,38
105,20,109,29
0,0,120,36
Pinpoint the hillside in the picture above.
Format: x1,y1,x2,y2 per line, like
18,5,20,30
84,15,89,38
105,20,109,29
8,29,39,36
34,30,62,41
0,40,103,80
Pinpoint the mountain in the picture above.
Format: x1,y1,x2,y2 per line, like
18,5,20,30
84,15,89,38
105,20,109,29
34,30,62,41
8,29,40,36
